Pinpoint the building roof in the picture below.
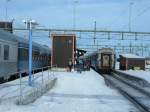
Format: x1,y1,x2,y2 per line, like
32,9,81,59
52,33,76,37
0,29,18,42
120,53,145,59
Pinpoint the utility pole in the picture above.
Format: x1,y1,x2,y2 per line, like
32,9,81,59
129,1,134,32
5,0,11,21
122,45,125,53
94,21,96,45
114,46,116,53
73,0,78,30
141,43,144,56
129,42,132,53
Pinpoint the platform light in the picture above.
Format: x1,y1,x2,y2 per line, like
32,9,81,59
23,19,39,29
23,19,39,86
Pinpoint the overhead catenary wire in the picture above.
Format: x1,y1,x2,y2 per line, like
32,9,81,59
122,2,150,30
11,27,150,56
108,3,130,29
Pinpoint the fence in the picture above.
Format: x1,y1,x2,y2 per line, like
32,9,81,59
0,66,57,105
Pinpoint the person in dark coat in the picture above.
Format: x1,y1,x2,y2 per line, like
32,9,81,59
86,60,91,71
68,59,73,72
77,59,84,73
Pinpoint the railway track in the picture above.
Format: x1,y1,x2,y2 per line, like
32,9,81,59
103,73,150,112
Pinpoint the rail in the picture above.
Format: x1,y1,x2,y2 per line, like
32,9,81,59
103,73,150,112
113,70,150,90
112,73,150,97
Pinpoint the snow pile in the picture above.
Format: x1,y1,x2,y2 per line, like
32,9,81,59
16,78,57,105
146,64,150,71
50,70,117,95
119,70,150,83
32,69,139,112
115,62,120,70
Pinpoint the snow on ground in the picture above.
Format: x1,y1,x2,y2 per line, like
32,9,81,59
119,70,150,83
146,65,150,71
115,62,120,70
0,69,139,112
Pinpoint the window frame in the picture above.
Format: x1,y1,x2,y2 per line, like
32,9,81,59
4,45,9,60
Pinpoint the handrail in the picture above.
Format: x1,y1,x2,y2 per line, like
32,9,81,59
0,66,52,78
0,65,57,104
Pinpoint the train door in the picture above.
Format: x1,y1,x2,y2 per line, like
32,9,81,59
101,54,111,69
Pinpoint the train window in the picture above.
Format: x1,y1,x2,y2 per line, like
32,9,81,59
19,49,24,60
4,45,9,60
33,55,35,60
24,49,27,58
0,44,1,57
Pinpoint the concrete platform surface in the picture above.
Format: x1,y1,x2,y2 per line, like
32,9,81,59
0,69,139,112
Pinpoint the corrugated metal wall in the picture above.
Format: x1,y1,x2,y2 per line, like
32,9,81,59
127,59,145,70
52,34,76,68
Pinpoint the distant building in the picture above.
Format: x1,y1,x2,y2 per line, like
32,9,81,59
0,21,13,33
119,54,145,70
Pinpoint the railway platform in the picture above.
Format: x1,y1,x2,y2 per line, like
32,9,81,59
0,69,140,112
0,70,57,105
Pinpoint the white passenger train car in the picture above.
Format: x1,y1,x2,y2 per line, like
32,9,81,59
0,30,18,81
97,48,115,73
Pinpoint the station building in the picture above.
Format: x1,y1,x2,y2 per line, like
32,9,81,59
51,34,76,68
119,54,146,70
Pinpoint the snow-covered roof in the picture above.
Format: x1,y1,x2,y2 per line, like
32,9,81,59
120,53,145,59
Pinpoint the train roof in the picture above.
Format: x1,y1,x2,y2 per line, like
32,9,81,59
17,36,50,54
99,48,114,52
0,29,18,43
120,54,145,59
0,29,50,54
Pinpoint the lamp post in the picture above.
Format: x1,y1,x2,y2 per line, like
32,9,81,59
129,1,134,32
5,0,11,20
94,21,97,45
23,19,38,86
73,0,78,30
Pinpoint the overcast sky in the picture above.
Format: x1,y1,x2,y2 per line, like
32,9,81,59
0,0,150,32
0,0,150,56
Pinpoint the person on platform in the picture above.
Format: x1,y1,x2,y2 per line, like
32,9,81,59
68,59,73,72
77,59,84,73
